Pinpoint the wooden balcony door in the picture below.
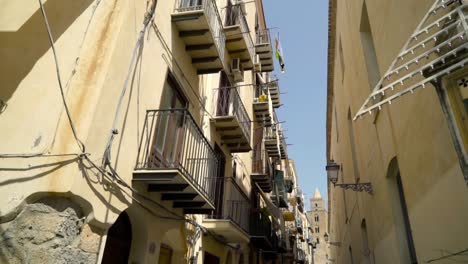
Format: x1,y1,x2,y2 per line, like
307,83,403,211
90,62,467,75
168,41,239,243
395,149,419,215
217,72,232,116
213,144,226,218
225,0,235,26
150,77,188,168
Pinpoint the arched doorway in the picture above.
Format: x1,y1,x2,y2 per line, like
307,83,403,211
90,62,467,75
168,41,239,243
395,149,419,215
101,211,132,264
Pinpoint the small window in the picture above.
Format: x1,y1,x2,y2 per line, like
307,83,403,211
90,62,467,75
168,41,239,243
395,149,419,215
315,227,319,233
334,104,339,142
204,252,221,264
316,238,319,244
315,215,319,222
158,244,173,264
315,203,318,207
348,108,360,181
349,246,355,264
360,1,381,90
339,37,345,83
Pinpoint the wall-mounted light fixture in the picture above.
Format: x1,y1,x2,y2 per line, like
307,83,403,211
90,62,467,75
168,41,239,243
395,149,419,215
326,160,373,194
323,232,341,247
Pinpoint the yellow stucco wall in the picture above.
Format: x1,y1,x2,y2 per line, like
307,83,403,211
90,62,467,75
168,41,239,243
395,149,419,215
328,0,468,263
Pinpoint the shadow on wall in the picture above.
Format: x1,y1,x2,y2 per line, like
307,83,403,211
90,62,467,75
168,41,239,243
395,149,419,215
0,0,93,103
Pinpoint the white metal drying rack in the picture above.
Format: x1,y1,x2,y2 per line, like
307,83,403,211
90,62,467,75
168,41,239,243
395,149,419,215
354,0,468,120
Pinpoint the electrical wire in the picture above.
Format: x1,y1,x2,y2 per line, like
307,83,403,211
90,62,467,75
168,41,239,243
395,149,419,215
38,0,86,153
0,153,85,158
426,248,468,263
0,0,103,159
103,1,157,166
35,0,254,251
83,155,238,249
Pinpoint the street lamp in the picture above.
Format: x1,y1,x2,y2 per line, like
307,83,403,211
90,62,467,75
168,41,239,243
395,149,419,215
326,160,373,194
323,232,341,247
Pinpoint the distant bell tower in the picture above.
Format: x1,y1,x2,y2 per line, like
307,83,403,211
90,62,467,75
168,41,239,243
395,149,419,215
311,188,325,210
307,188,328,264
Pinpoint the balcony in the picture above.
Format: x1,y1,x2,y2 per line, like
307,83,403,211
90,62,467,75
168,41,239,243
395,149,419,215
223,4,255,70
252,129,272,192
253,84,273,126
278,127,287,159
307,230,314,246
204,177,250,242
296,217,303,234
264,125,279,158
250,210,275,250
285,176,294,193
296,248,306,264
277,234,288,253
255,29,274,72
286,221,297,235
271,170,288,208
267,80,281,108
134,109,220,214
211,87,251,152
172,0,226,74
296,188,304,213
282,206,295,222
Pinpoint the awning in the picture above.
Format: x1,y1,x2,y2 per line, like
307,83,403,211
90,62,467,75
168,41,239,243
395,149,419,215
354,0,468,120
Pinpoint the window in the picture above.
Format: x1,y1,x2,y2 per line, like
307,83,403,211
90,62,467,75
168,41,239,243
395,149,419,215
315,203,318,207
387,158,418,264
339,37,345,83
349,246,355,264
360,1,380,91
348,108,360,181
334,104,339,142
216,71,232,116
204,252,221,264
361,219,371,262
315,227,319,233
343,174,349,224
158,244,173,264
316,238,319,244
225,0,235,25
315,215,319,222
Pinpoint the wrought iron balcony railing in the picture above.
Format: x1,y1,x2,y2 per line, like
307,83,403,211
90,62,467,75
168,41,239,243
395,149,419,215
206,177,250,233
296,248,306,263
224,4,255,63
252,137,271,175
174,0,226,70
135,109,220,206
256,29,271,46
251,127,272,192
264,124,277,141
296,217,303,233
213,87,251,145
250,210,274,241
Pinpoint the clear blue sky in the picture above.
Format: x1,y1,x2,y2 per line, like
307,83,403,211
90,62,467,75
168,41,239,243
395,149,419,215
263,0,329,210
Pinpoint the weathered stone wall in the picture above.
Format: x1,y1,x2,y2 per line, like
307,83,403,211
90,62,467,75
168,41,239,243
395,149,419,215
0,197,101,264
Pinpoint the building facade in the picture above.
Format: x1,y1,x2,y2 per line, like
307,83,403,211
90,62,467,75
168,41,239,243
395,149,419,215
307,189,328,264
327,0,468,263
0,0,311,263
